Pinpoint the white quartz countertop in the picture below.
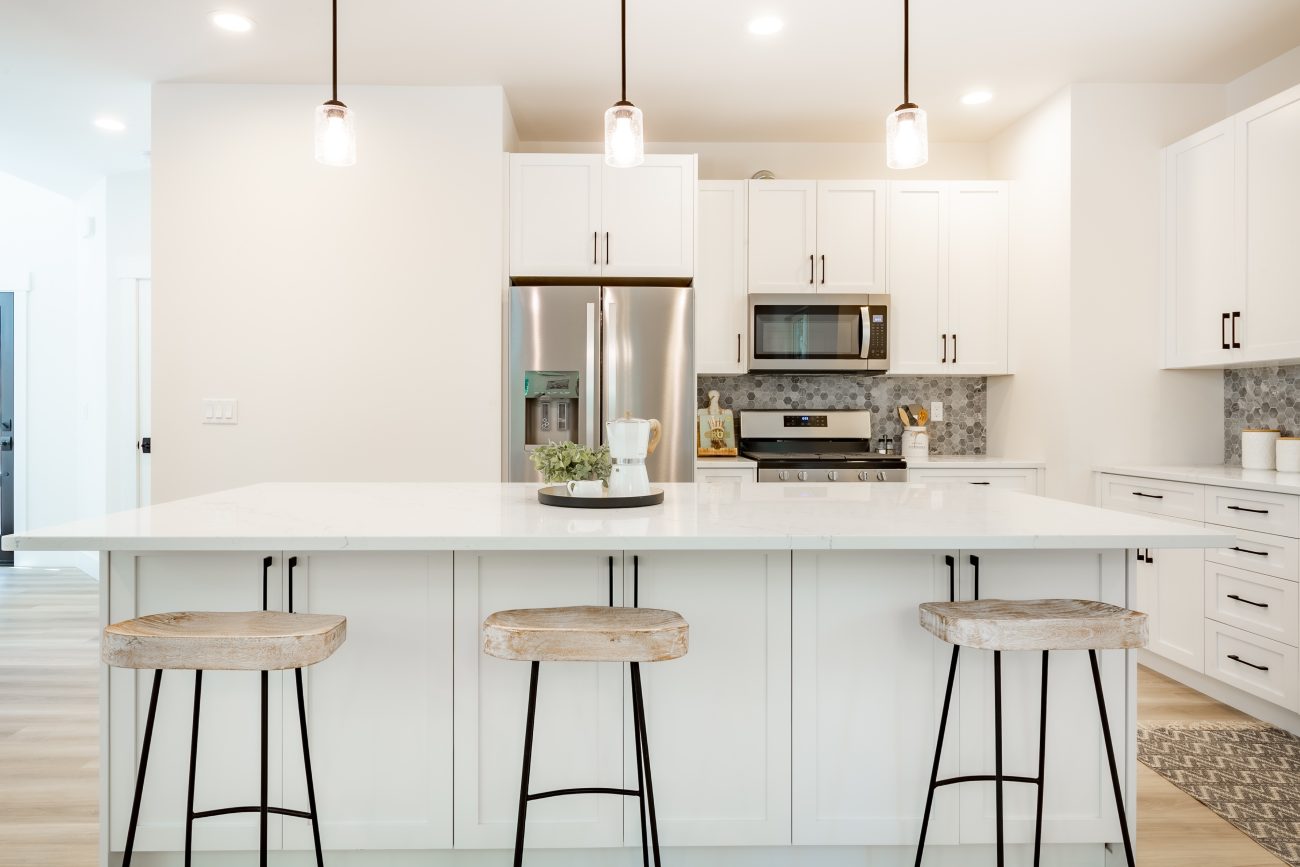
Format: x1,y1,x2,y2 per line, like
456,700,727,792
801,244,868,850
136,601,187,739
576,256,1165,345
695,456,756,468
4,482,1231,553
908,456,1045,469
1098,464,1300,496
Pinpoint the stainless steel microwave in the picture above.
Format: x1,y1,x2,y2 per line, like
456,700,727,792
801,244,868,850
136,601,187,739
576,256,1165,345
747,294,890,373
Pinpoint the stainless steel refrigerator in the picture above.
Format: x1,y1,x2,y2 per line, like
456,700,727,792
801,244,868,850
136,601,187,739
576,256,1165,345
507,285,695,483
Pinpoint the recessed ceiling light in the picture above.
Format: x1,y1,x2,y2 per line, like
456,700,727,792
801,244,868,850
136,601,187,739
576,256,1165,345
961,90,994,106
211,11,255,33
747,16,784,35
93,117,126,133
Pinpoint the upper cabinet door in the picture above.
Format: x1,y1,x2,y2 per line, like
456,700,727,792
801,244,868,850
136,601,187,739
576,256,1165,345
509,154,603,278
887,182,948,374
696,181,748,375
601,155,696,279
947,182,1008,375
1163,120,1239,368
748,180,818,293
1237,86,1300,365
816,181,886,293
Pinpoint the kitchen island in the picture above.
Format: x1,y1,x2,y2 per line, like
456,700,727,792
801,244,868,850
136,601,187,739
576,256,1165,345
7,482,1231,867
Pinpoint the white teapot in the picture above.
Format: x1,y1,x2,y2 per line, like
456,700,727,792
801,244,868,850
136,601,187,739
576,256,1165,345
606,413,662,497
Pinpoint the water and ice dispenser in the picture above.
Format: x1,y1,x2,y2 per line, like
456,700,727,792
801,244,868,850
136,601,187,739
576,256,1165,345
524,371,580,447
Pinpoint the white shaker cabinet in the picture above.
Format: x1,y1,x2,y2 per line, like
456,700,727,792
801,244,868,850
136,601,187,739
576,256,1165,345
816,180,887,292
947,183,1009,374
695,181,748,374
887,182,948,374
602,155,695,279
747,180,818,293
1141,539,1206,673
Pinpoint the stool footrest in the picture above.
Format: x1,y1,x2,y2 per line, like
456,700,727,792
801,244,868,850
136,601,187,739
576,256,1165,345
527,786,640,802
934,774,1040,789
191,805,314,821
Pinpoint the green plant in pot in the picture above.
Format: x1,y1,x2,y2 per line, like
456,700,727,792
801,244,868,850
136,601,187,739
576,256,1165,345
529,442,612,485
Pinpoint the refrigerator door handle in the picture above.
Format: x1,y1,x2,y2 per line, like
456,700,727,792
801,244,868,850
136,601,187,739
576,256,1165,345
585,301,599,448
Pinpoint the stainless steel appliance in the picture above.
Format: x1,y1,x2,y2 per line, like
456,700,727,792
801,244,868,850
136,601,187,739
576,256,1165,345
740,410,907,483
747,293,889,373
508,285,695,483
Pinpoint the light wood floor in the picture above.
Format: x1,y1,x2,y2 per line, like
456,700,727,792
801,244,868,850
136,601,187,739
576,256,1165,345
0,568,1289,866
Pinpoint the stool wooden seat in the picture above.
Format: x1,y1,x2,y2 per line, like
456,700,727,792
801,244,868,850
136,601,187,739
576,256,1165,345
482,605,688,663
103,610,347,671
918,598,1147,652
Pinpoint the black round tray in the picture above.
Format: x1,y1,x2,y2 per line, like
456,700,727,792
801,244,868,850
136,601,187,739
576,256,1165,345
537,486,665,509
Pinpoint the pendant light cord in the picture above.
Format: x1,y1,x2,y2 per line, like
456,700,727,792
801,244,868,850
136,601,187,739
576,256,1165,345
332,0,339,102
903,0,910,104
620,0,628,102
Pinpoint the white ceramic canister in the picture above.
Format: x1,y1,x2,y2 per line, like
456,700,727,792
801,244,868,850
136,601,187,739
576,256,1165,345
1241,428,1281,470
901,426,930,460
1277,438,1300,474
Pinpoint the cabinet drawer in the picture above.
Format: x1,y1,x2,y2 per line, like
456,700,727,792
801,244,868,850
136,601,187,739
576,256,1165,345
1204,562,1299,646
909,468,1039,493
1205,525,1299,582
1205,485,1300,538
1098,474,1204,521
1203,621,1299,712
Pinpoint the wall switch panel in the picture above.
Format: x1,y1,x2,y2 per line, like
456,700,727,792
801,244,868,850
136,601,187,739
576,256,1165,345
202,398,238,424
930,401,944,422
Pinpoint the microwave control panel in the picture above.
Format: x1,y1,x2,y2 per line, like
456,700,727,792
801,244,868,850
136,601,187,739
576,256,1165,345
866,312,888,360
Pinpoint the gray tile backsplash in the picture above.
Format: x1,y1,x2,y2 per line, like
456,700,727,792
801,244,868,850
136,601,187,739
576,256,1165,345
697,374,987,454
1224,364,1300,464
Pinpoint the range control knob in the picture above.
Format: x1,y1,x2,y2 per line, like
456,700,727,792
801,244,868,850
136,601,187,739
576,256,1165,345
827,471,839,481
797,471,809,482
778,470,790,481
877,471,887,481
859,470,871,481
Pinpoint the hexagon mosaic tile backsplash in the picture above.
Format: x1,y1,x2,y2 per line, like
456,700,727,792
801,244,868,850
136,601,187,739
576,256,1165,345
1225,364,1300,464
696,374,987,455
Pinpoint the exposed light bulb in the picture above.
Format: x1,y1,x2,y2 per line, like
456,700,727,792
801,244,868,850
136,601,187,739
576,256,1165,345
886,105,928,170
604,102,644,168
314,102,356,167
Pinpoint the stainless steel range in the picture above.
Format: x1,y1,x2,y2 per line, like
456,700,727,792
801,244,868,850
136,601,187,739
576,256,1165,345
740,410,908,483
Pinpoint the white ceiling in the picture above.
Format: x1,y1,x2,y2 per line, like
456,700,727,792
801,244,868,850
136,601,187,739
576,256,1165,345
4,0,1300,195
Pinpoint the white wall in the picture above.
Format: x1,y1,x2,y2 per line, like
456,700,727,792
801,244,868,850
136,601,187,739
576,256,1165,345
518,140,990,180
152,84,511,503
75,180,108,537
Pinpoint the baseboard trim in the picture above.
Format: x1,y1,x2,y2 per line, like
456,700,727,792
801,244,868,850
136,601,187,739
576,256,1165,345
1139,649,1300,736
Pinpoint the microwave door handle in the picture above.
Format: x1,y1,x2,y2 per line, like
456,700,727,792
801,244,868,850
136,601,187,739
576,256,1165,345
860,307,872,359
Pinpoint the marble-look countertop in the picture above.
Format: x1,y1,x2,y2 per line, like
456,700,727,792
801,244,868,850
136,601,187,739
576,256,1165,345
695,456,756,468
908,456,1045,469
1097,464,1300,496
4,482,1231,553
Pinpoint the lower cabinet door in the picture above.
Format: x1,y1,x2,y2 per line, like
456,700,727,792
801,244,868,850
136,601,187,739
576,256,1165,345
623,551,791,846
453,551,625,849
1149,545,1206,672
282,552,454,850
107,552,286,853
1204,621,1300,712
956,550,1128,846
791,550,959,845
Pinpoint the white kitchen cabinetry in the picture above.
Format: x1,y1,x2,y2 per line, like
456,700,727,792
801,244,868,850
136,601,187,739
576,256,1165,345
907,466,1042,495
888,181,1009,375
282,553,453,851
626,551,790,846
509,153,695,280
452,551,625,849
696,181,748,374
747,180,885,294
695,463,757,489
1140,536,1206,672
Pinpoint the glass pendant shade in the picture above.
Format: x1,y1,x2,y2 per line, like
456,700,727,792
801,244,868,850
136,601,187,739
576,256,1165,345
314,101,356,167
886,104,928,170
604,102,644,168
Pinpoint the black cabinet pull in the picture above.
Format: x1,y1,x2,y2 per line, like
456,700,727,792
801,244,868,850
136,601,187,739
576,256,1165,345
969,554,981,601
633,555,640,608
608,555,615,607
605,232,610,265
1147,549,1155,564
593,231,598,265
952,334,958,364
1222,312,1230,350
261,556,273,612
288,555,299,613
969,481,991,485
1227,593,1269,609
941,334,948,363
1136,550,1147,563
1227,654,1268,672
820,254,826,284
945,554,956,602
809,254,815,284
1227,505,1269,515
1230,545,1269,557
1132,491,1164,499
1231,311,1241,349
736,333,741,364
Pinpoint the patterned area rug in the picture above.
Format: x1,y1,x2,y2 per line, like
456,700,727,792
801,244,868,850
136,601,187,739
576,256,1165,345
1138,721,1300,866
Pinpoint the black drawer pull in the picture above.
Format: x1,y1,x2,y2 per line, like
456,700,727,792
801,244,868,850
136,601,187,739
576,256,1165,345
1227,593,1269,608
1227,505,1270,515
1230,545,1269,557
969,481,991,485
1227,654,1268,672
1132,491,1164,499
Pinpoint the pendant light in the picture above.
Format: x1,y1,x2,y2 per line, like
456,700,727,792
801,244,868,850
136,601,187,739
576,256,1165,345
314,0,355,167
604,0,644,168
885,0,928,170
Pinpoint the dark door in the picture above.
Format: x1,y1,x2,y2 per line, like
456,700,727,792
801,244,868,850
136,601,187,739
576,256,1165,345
0,293,14,565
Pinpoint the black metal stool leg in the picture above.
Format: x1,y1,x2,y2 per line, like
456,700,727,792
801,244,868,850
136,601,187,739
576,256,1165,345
122,669,163,867
513,661,541,867
1090,650,1136,867
184,670,203,867
630,663,662,867
994,650,1005,867
260,669,269,867
630,663,650,867
915,645,960,867
1033,651,1049,867
295,668,325,867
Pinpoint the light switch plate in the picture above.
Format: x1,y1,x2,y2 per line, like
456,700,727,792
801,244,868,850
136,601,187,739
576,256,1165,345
202,398,238,424
930,401,944,422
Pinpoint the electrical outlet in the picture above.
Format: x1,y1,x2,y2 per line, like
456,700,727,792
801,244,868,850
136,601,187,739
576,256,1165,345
202,398,238,425
930,401,944,422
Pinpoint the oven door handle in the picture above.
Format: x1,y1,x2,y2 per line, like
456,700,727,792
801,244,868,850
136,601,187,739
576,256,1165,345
860,306,872,359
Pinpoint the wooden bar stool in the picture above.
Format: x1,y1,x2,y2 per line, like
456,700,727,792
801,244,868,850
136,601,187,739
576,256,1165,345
102,610,347,867
482,605,689,867
912,598,1147,867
